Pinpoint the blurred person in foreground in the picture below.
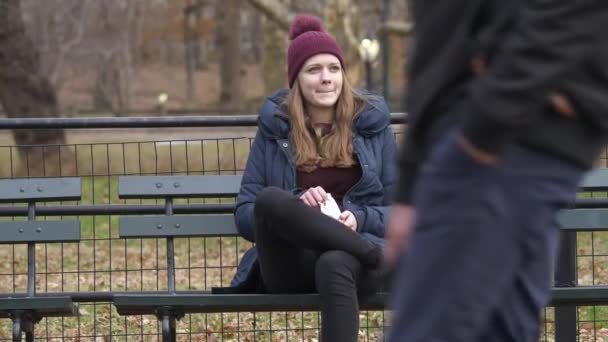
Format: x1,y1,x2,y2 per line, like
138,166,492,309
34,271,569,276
229,15,397,341
385,1,608,341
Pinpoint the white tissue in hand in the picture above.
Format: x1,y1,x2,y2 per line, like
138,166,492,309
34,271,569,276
320,193,341,220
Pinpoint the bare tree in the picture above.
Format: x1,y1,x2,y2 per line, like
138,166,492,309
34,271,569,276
216,0,242,112
248,0,290,30
192,0,207,70
91,1,145,114
184,1,201,105
262,16,289,93
323,0,364,85
94,50,123,112
0,0,75,176
291,0,325,16
130,1,149,67
22,0,93,89
122,0,137,111
245,0,290,94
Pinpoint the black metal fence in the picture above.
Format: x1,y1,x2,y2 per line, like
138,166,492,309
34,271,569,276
0,115,606,341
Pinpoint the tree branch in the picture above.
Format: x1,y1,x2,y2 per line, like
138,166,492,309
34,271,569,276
246,0,290,31
341,5,360,52
377,20,414,37
50,0,92,86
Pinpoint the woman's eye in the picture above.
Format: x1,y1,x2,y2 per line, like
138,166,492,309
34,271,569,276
308,67,320,73
330,66,341,72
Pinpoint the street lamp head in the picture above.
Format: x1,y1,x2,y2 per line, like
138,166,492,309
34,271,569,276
157,93,169,105
358,38,380,62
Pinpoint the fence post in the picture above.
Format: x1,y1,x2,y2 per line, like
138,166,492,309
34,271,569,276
555,231,577,342
381,0,391,99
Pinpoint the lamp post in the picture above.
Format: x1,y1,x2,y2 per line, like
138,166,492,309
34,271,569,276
358,37,380,91
382,0,391,98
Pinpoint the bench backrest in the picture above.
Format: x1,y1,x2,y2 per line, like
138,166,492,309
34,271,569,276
559,168,608,231
117,175,241,293
116,169,608,239
118,175,241,238
0,177,81,203
579,168,608,191
119,175,241,199
0,177,81,244
0,177,81,296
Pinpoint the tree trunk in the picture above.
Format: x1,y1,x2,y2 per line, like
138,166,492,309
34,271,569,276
250,11,263,64
246,0,290,93
262,17,288,94
324,0,363,86
94,52,121,114
184,4,196,105
121,0,136,113
0,0,75,177
193,0,206,70
216,0,242,112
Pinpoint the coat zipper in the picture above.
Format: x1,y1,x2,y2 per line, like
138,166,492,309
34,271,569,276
277,139,297,188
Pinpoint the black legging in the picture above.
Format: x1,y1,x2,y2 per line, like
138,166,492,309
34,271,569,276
254,187,383,342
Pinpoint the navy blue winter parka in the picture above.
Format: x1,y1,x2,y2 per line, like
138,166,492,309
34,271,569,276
230,89,397,289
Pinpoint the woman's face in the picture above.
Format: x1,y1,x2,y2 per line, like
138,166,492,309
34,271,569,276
297,54,343,109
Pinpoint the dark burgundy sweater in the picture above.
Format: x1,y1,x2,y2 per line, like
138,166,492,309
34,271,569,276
297,165,361,207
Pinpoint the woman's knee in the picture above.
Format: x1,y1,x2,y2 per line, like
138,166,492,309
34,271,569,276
254,186,286,217
315,250,361,286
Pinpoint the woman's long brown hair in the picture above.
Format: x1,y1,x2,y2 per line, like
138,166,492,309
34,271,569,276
287,71,366,172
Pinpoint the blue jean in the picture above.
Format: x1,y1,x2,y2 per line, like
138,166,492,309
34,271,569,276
388,130,584,342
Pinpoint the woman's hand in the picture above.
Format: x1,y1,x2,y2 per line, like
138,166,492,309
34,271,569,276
339,210,357,231
299,186,328,208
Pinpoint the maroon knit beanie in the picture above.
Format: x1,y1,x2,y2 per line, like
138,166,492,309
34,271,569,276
287,15,345,88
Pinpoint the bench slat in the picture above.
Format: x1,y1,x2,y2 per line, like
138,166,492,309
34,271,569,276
116,208,608,237
0,177,81,203
118,175,241,199
109,287,608,316
551,286,608,305
119,215,237,238
0,220,80,243
0,297,78,318
558,209,608,230
580,169,608,191
114,293,387,315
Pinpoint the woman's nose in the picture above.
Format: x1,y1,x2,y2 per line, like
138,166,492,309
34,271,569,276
320,69,332,83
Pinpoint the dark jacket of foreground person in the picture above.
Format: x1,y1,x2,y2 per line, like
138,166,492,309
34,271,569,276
397,0,608,204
